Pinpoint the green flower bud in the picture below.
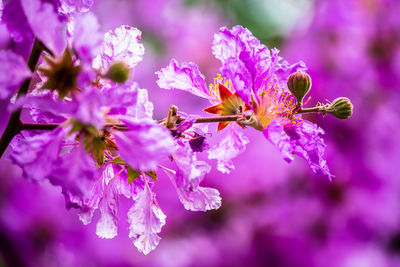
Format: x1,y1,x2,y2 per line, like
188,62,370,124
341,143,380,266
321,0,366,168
105,62,130,83
326,97,353,119
287,70,312,105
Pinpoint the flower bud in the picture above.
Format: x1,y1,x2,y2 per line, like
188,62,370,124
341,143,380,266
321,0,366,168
287,70,312,105
326,97,353,119
105,62,130,83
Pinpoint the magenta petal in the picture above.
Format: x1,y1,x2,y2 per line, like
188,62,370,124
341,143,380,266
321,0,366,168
208,128,249,174
0,50,31,99
59,0,94,15
156,59,212,100
50,142,98,208
163,167,221,212
214,26,306,96
9,127,65,182
20,0,66,56
128,179,166,255
114,118,175,171
220,57,253,106
10,94,78,118
212,25,259,64
78,164,117,225
2,0,34,58
93,25,145,71
166,143,221,211
72,12,103,63
264,120,334,180
96,176,119,239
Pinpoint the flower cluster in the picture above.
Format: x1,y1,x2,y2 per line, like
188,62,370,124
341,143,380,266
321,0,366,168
157,25,351,180
0,0,352,255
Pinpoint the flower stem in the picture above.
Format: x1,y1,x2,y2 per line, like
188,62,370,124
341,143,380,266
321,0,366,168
0,39,44,158
296,106,325,114
193,114,251,123
20,114,252,132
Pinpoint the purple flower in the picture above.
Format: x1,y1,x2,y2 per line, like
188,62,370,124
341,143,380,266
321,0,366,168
2,4,179,253
157,25,331,179
156,61,249,173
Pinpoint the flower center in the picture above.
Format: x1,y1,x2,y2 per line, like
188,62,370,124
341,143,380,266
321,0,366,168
257,80,299,128
39,49,81,98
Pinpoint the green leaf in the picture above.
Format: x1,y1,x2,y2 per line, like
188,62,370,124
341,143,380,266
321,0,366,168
92,137,106,167
69,120,84,135
109,157,126,165
127,167,141,184
145,171,158,182
83,135,106,167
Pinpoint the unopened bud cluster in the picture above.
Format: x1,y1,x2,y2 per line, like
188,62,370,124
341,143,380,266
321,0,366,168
286,71,353,120
326,97,353,119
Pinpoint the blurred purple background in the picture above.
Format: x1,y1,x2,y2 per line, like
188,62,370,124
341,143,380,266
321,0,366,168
1,0,400,266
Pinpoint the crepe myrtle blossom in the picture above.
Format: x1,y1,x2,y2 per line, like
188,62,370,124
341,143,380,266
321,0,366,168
0,1,352,255
157,25,353,180
0,0,218,254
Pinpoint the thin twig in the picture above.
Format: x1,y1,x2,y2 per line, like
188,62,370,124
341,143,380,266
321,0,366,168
20,114,252,132
0,39,45,157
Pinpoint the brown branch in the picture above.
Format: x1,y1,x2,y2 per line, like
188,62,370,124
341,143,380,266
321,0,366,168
21,114,252,132
0,39,45,158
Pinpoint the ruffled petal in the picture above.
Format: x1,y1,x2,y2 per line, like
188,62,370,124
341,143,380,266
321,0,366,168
20,0,66,56
134,89,154,119
114,118,175,171
208,127,249,174
0,50,31,99
93,25,144,71
78,164,115,225
214,26,306,96
264,120,334,180
50,141,98,208
105,81,153,120
96,176,119,239
220,57,253,105
266,48,306,91
2,0,34,58
212,25,260,64
156,59,212,100
128,179,166,255
71,12,103,63
59,0,94,15
10,94,78,118
9,127,65,182
165,143,221,211
74,86,106,128
79,164,142,233
163,167,221,212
